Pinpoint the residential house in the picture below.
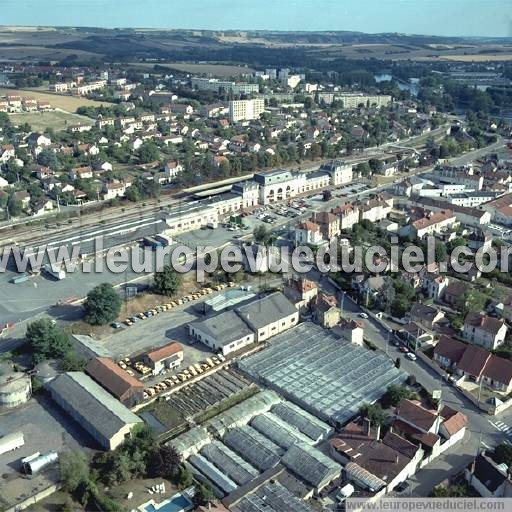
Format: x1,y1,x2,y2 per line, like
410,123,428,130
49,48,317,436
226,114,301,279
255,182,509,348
422,274,449,301
337,318,364,346
310,211,341,240
314,293,340,328
31,198,54,216
142,342,184,376
27,133,51,147
404,210,458,239
283,276,319,310
13,190,30,209
463,312,507,350
434,337,512,394
444,280,470,307
295,220,324,247
360,198,392,223
103,181,130,200
332,203,360,231
481,193,512,226
330,420,422,494
164,160,183,179
465,452,512,497
0,144,15,163
409,303,445,331
433,336,468,370
392,399,467,461
69,166,93,180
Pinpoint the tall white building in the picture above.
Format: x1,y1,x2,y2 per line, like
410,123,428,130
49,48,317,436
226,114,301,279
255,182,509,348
229,99,265,122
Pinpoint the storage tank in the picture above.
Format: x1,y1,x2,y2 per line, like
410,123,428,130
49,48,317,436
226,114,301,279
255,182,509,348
21,451,59,475
0,371,32,408
0,432,25,456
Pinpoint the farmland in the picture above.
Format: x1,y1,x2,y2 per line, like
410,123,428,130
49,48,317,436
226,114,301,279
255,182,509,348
9,110,94,132
0,87,113,112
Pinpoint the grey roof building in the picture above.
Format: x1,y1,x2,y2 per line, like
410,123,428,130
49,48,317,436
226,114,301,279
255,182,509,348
47,372,142,450
235,292,299,342
189,310,255,356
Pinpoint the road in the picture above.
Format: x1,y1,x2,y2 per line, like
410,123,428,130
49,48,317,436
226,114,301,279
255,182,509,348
317,276,512,495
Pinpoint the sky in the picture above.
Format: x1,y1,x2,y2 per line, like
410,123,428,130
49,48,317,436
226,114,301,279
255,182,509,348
1,0,511,38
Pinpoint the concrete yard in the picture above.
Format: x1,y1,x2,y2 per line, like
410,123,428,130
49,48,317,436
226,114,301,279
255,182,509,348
0,396,93,511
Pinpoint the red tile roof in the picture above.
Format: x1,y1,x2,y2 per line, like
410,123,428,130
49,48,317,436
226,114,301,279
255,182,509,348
433,336,467,365
85,357,143,400
464,312,506,336
440,406,468,437
145,341,183,364
482,356,512,386
457,345,490,378
396,399,438,432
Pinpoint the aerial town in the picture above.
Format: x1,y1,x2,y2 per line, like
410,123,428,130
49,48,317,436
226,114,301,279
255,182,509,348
0,14,512,512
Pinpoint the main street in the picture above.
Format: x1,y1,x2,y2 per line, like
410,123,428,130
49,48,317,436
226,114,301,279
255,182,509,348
321,280,512,495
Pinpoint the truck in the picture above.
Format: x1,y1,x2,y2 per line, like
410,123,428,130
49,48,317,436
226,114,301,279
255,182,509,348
11,273,29,284
206,221,218,229
0,432,25,456
43,264,66,280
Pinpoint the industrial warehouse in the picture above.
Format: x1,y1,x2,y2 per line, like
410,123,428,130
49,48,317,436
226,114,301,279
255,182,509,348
237,322,406,427
47,372,143,450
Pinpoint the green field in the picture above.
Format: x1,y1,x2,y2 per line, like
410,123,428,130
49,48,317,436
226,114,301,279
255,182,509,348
9,110,94,132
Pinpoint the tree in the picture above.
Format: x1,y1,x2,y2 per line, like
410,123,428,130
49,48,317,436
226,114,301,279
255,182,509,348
192,483,215,508
434,242,447,263
253,225,272,246
7,193,23,217
37,148,60,169
178,466,193,489
382,385,416,408
154,265,181,296
359,403,388,426
125,185,142,202
493,443,512,466
60,351,86,371
455,289,488,317
137,142,159,164
83,283,122,325
26,319,71,363
60,451,90,494
151,445,182,480
392,296,410,318
395,357,401,369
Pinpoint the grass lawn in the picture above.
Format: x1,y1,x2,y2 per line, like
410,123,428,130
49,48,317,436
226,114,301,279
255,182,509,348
149,402,187,432
9,110,94,131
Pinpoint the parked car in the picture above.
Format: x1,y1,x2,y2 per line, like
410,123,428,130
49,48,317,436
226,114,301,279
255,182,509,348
406,352,417,361
358,312,369,319
399,346,409,353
